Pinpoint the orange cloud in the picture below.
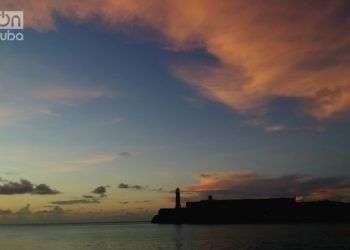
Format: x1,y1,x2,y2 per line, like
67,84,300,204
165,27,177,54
2,0,349,119
190,171,258,191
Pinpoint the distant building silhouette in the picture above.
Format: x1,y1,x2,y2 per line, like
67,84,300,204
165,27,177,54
175,187,181,209
151,188,350,224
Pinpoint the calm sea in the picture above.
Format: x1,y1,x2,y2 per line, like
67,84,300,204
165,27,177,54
0,223,349,250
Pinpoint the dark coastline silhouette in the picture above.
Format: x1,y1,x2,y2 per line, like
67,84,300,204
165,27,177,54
152,188,350,224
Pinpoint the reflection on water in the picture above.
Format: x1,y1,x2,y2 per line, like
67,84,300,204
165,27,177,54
0,223,349,250
174,225,183,250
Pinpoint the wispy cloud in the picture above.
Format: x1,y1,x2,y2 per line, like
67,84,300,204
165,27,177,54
32,85,115,105
50,186,108,205
71,151,134,166
73,153,119,166
0,106,57,127
264,124,289,133
50,151,134,172
245,115,326,133
0,84,116,127
101,117,124,126
51,198,100,206
263,124,326,133
0,107,20,126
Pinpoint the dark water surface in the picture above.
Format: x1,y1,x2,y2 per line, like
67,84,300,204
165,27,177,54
0,223,349,249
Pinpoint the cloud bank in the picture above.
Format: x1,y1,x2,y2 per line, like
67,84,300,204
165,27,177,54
189,171,350,201
32,85,114,105
0,179,59,195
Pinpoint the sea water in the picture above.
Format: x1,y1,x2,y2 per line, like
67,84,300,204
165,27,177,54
0,223,349,250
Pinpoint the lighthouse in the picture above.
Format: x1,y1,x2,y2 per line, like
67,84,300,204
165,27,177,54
175,187,181,209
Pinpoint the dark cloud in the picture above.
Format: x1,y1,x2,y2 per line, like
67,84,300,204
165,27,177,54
118,152,132,157
190,172,350,201
131,185,143,190
51,198,100,205
92,185,107,197
118,183,167,193
0,179,33,194
118,183,145,190
32,184,60,195
82,195,95,199
118,183,129,189
0,179,59,195
118,200,151,205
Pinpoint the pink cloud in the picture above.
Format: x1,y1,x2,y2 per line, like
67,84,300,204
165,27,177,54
188,171,350,201
1,0,349,119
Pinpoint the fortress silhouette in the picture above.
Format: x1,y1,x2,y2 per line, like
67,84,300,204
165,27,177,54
152,188,350,224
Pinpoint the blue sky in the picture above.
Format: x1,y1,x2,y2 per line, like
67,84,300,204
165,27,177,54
0,0,350,223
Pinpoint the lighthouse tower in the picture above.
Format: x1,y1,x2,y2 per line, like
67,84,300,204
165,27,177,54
175,187,181,209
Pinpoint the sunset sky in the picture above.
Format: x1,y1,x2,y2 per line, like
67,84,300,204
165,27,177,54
0,0,350,223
